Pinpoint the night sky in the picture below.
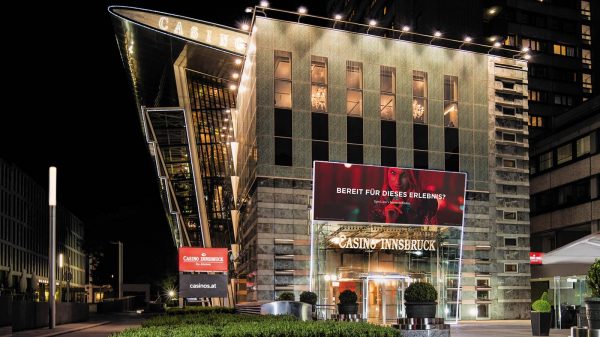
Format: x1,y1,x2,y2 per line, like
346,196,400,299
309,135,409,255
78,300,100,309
0,1,324,287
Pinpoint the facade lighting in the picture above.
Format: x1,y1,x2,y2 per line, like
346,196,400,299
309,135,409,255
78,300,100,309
241,24,250,31
229,84,237,90
524,54,531,60
259,0,269,8
521,47,530,52
298,6,307,14
245,7,253,13
464,36,472,43
402,25,410,32
369,19,377,26
234,58,242,65
232,73,240,79
434,31,442,37
493,41,501,47
334,14,342,20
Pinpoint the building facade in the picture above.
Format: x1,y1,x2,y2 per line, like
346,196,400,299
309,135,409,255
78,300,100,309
0,159,87,301
110,6,532,320
326,0,597,139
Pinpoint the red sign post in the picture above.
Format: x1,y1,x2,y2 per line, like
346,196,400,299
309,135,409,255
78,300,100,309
178,247,228,272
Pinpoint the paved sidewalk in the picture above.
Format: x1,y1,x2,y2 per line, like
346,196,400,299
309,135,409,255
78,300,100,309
452,320,570,337
5,313,143,337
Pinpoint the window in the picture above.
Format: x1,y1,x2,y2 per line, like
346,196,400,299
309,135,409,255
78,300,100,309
381,120,396,166
582,49,592,69
274,51,292,109
503,211,516,220
347,144,363,164
504,35,515,46
445,154,459,172
444,75,458,127
311,56,327,112
583,73,592,93
412,71,428,123
529,90,548,103
312,141,328,162
504,263,518,273
347,116,363,164
275,109,292,137
557,143,572,164
477,304,490,319
554,94,573,106
346,61,363,116
502,133,516,142
414,150,428,169
503,159,516,168
529,116,544,128
274,108,293,166
275,138,292,166
521,38,541,51
504,238,518,247
581,1,591,19
576,135,591,157
582,25,591,44
381,147,396,167
539,151,553,171
312,113,328,162
414,124,428,151
380,66,396,120
553,44,575,57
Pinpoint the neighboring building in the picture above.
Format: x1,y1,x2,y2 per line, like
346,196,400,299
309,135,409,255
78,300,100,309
0,159,87,301
326,0,597,139
110,6,531,321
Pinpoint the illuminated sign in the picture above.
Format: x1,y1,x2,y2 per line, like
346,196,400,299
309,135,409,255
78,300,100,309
178,247,228,272
179,274,228,298
313,162,467,227
112,8,247,54
529,252,543,265
331,234,437,251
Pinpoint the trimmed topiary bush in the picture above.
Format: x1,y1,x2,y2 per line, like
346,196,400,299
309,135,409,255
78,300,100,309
588,258,600,298
404,282,437,303
277,292,296,301
532,292,551,312
299,291,318,305
338,290,358,305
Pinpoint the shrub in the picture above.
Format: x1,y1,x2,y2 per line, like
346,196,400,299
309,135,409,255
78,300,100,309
532,292,551,313
338,290,358,305
404,282,438,303
299,291,317,305
588,258,600,298
165,307,236,315
116,313,401,337
277,292,295,301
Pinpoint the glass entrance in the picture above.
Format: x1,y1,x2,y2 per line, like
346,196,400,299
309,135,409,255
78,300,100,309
363,275,409,325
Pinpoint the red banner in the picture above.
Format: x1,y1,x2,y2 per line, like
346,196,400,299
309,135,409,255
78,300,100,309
178,247,228,272
313,162,466,227
530,252,543,265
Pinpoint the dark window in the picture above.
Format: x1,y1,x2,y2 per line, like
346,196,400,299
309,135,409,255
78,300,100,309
275,108,292,137
347,144,363,164
275,138,292,166
381,120,396,147
312,141,328,162
312,113,328,141
347,117,363,144
445,128,459,153
381,147,396,167
414,124,428,150
504,238,517,246
445,154,459,172
414,150,428,169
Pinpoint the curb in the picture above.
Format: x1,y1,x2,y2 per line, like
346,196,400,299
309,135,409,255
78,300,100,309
10,321,110,337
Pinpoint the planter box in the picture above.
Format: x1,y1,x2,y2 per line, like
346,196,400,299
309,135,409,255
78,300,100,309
531,312,551,336
405,302,436,319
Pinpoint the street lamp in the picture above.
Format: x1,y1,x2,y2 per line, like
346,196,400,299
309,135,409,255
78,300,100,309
109,241,123,299
48,167,57,329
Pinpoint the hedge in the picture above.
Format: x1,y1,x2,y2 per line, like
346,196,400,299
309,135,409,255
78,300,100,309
115,313,401,337
165,307,236,316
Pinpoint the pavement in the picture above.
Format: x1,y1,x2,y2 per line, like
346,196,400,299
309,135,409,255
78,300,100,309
451,320,571,337
5,312,144,337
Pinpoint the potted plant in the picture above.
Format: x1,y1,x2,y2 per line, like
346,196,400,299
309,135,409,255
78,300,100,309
531,292,551,336
404,282,437,318
338,290,358,315
585,258,600,330
300,291,317,308
277,292,295,301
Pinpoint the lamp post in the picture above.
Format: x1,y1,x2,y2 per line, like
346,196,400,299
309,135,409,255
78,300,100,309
48,167,57,329
109,241,123,299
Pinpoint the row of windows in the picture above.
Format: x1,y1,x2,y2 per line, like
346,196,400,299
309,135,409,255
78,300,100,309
530,176,597,215
502,9,579,34
528,90,579,106
274,51,461,127
530,132,596,174
528,65,578,83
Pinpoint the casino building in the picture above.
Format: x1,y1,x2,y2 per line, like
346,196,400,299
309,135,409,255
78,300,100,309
109,5,531,321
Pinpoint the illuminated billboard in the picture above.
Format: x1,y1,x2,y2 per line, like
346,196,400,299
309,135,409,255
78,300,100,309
313,162,467,227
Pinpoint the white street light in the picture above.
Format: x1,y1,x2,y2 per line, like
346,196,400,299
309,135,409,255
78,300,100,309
259,0,269,7
48,166,57,329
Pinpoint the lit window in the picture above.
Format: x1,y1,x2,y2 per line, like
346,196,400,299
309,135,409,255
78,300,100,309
412,71,428,123
444,75,458,127
346,61,363,116
311,56,328,112
557,143,572,164
583,73,592,93
582,25,591,43
503,159,516,168
503,211,516,220
274,51,292,109
576,136,590,157
581,1,591,19
582,49,592,69
380,66,396,120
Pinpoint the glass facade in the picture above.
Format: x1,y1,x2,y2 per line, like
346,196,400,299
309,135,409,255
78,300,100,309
312,223,463,323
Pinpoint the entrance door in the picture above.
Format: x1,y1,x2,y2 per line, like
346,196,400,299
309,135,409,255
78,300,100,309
364,277,407,325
